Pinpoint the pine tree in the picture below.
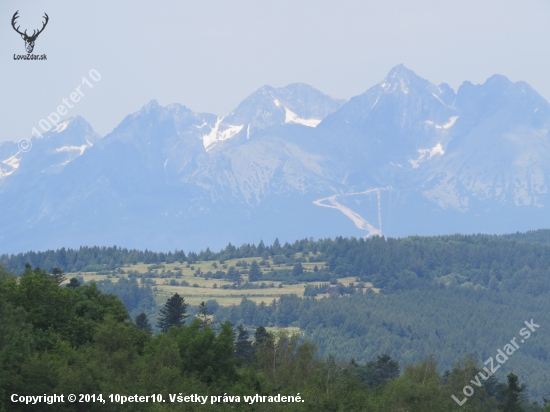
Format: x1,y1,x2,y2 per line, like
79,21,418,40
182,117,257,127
198,301,211,326
50,268,66,285
158,293,188,332
234,324,253,362
226,267,242,285
361,354,400,387
257,240,266,254
248,261,262,282
292,263,303,276
273,238,282,254
254,325,270,347
375,354,400,384
66,277,81,289
135,312,152,335
501,373,527,412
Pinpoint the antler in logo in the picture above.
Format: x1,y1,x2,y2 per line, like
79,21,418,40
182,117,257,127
11,11,49,53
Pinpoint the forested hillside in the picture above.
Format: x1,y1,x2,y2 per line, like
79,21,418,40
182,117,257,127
503,229,550,245
214,288,550,399
3,232,550,404
4,233,550,296
1,266,548,411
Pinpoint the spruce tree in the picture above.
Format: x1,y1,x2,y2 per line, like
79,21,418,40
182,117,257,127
272,238,281,254
501,373,527,412
158,293,188,332
198,301,211,326
374,354,400,384
361,354,400,387
234,324,253,362
135,312,152,335
254,325,270,346
292,263,303,276
257,240,266,254
248,261,262,282
226,267,242,285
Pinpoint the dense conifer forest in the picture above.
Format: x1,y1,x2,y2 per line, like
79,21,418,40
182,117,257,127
4,230,550,283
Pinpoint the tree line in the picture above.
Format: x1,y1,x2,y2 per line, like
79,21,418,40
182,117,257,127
3,232,550,298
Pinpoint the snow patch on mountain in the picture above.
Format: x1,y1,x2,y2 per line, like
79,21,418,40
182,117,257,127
431,93,450,107
409,143,445,169
425,116,459,130
436,116,459,129
53,144,91,166
284,107,321,127
54,121,70,133
0,154,21,178
202,117,244,151
55,144,89,156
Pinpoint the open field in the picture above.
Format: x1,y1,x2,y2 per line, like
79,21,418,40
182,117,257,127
69,254,379,306
265,326,302,336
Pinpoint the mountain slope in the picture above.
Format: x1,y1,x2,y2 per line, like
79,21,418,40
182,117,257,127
1,67,550,253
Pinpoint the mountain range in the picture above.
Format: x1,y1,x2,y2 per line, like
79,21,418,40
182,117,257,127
1,65,550,254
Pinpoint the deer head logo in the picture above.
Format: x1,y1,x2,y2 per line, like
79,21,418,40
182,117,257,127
11,11,49,54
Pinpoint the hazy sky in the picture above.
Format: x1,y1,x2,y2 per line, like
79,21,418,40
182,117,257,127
1,0,549,142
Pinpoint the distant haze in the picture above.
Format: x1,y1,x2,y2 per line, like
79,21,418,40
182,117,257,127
0,0,549,142
2,64,549,253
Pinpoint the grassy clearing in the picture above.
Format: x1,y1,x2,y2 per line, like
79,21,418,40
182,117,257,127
264,326,302,335
70,254,378,307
